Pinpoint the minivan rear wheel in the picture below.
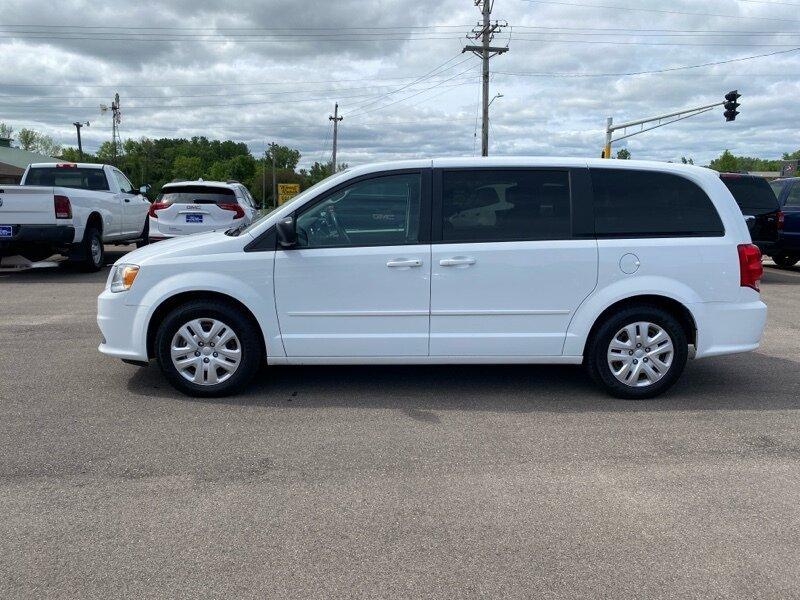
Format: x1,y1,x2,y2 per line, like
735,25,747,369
155,300,262,397
585,305,688,399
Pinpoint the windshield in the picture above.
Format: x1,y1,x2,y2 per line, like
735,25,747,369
721,176,779,215
241,171,347,234
23,167,109,191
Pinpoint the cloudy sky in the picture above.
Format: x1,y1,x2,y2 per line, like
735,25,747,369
0,0,798,167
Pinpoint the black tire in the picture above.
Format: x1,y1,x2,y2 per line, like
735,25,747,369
77,226,104,272
772,253,799,269
155,300,263,397
585,305,688,400
136,219,149,249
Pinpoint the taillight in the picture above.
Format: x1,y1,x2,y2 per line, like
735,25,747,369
737,243,763,291
148,201,171,218
777,210,785,230
54,195,72,219
219,202,245,219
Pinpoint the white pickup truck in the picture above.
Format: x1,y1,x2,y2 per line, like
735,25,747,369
0,162,150,271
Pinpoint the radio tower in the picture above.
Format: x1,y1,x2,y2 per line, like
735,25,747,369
100,93,122,164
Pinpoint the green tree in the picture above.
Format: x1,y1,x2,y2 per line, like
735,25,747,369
172,156,204,181
0,122,13,139
710,149,739,172
616,148,631,160
681,156,694,165
265,143,301,170
14,128,60,156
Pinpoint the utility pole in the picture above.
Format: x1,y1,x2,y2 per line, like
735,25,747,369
463,0,508,157
329,103,343,173
262,143,267,208
271,143,277,208
72,121,88,160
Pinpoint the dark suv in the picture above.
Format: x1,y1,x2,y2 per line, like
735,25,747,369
720,173,782,259
768,176,800,268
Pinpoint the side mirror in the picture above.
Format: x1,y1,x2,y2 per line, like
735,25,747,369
138,184,150,195
276,215,297,248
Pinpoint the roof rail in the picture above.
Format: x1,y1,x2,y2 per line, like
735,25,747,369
226,179,240,184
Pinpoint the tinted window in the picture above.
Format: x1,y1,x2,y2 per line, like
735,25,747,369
24,167,109,191
769,179,787,199
721,176,779,215
296,173,421,248
158,185,236,205
441,170,571,242
786,182,800,207
591,169,724,237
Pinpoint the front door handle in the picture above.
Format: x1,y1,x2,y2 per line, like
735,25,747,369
439,257,476,267
387,258,422,268
124,198,131,203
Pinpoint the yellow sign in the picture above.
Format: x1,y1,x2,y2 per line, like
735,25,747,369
277,183,301,205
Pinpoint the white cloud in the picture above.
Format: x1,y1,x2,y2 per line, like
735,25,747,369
1,0,798,167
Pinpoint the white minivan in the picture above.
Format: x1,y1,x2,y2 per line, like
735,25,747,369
98,158,767,399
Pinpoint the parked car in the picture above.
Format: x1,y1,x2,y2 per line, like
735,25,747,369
719,173,782,259
98,158,767,400
148,180,258,241
0,162,149,271
768,176,800,268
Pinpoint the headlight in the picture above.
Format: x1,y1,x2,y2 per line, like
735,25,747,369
110,264,140,292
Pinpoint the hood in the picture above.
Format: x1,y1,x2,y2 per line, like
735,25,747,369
114,230,251,266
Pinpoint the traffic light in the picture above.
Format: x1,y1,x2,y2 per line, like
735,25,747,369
724,90,741,122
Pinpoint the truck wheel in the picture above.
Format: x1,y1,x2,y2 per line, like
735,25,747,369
155,300,263,397
136,220,149,249
78,227,105,272
772,253,799,269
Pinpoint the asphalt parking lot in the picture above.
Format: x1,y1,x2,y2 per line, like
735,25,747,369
2,248,799,599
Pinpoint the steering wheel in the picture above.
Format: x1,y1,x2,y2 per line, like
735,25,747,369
326,207,351,244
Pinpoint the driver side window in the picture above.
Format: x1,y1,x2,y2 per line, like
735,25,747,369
295,173,421,248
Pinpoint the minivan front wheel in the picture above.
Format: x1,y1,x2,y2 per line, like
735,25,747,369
155,300,262,397
586,306,688,399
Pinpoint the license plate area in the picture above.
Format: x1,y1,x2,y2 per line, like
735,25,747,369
0,225,12,238
185,214,203,223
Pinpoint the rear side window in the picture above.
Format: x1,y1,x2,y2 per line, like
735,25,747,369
786,182,800,207
721,176,779,215
769,179,787,199
590,169,724,237
24,167,109,191
158,185,236,205
441,169,571,242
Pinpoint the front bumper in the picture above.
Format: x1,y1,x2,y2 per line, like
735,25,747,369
97,289,150,362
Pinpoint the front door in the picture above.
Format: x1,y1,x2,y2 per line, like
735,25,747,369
430,167,598,356
274,171,431,357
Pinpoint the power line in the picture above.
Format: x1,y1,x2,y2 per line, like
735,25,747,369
344,54,471,114
522,0,800,23
346,64,479,119
510,37,800,47
0,73,480,99
0,23,474,31
493,46,800,77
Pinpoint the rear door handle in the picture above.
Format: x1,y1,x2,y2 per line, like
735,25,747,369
386,259,422,268
124,198,130,203
439,257,476,267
